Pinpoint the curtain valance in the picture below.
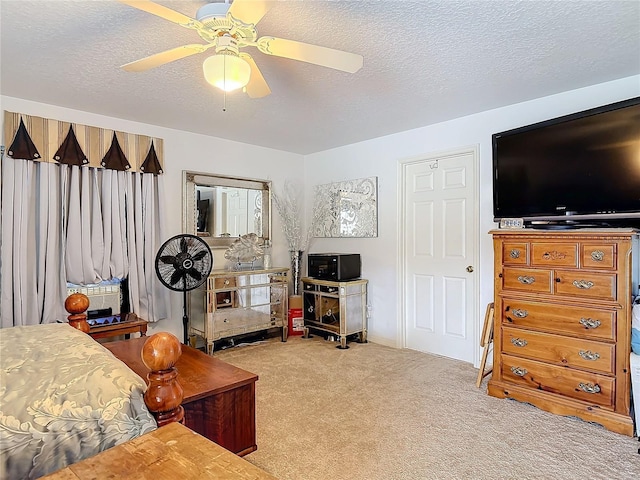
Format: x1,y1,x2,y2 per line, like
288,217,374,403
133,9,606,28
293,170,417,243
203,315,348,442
3,111,164,174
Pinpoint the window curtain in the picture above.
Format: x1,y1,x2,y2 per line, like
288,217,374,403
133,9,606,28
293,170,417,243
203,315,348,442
125,171,169,322
1,158,169,327
0,115,168,327
0,159,67,327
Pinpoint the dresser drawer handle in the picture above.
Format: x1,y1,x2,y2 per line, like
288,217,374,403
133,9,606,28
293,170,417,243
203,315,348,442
579,318,601,329
510,366,527,377
510,249,520,259
573,280,594,290
512,309,528,318
510,338,528,347
578,382,601,394
590,250,605,261
542,251,566,260
224,279,230,285
578,350,600,361
517,276,535,285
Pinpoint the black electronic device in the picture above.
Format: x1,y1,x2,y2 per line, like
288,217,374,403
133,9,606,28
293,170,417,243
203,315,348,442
492,97,640,228
87,308,112,320
308,253,361,281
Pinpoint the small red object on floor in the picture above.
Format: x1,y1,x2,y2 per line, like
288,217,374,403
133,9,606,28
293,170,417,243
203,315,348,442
288,308,304,336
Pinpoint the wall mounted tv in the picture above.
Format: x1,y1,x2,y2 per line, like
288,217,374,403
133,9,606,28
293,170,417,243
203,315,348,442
492,97,640,228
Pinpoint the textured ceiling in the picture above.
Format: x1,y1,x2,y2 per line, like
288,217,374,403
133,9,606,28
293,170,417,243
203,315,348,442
1,0,639,155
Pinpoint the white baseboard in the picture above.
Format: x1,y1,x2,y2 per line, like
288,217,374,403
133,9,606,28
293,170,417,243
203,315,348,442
365,334,399,348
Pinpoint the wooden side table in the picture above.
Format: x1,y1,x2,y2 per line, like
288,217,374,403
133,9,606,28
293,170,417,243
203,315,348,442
41,422,276,479
88,313,148,340
104,337,258,456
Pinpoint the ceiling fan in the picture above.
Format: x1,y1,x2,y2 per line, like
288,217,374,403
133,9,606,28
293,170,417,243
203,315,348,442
118,0,364,98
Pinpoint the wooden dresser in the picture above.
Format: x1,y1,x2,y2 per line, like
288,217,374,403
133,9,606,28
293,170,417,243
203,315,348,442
488,229,639,435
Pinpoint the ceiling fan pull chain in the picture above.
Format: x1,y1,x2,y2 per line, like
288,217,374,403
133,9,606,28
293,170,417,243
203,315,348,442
222,56,227,112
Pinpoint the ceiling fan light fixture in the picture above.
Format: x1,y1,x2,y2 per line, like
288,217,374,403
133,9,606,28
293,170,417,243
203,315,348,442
203,53,251,92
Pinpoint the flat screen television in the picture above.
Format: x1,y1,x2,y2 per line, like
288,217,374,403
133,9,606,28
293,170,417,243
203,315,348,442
492,97,640,228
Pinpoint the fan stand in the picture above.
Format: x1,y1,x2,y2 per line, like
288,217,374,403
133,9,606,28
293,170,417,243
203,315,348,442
182,290,189,345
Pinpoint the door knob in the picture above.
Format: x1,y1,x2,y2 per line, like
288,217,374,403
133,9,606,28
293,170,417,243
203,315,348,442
466,266,474,273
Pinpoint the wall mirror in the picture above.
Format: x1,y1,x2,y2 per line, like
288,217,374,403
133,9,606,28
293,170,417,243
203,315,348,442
183,171,271,248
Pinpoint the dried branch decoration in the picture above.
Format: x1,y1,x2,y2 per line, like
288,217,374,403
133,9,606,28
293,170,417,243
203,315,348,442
272,181,318,252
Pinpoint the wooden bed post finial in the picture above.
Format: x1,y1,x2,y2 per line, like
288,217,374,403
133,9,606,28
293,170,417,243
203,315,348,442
65,293,90,333
141,332,185,426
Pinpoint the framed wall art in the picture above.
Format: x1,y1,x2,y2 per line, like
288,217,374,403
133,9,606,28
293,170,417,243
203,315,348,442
312,176,378,238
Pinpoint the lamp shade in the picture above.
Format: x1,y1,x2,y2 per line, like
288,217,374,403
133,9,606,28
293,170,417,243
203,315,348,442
203,54,251,92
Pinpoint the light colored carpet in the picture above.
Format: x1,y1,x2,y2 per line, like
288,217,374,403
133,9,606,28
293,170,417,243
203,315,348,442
215,336,640,480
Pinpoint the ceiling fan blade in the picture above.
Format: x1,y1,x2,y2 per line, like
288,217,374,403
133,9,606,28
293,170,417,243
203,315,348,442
228,0,271,27
121,44,213,72
256,37,363,73
240,53,271,98
118,0,201,29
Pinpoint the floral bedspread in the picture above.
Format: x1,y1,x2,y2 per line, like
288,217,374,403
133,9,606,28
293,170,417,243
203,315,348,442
0,323,156,479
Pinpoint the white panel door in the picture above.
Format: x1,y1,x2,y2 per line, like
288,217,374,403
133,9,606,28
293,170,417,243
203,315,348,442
226,189,249,236
402,149,477,362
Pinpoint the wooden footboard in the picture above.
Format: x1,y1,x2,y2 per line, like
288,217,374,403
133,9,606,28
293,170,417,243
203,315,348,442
65,293,91,332
65,293,184,425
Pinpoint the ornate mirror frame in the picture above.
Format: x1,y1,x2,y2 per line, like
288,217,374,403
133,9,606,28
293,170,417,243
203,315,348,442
182,171,272,249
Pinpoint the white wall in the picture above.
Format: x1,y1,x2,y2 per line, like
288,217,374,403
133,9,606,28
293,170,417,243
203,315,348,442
304,75,640,358
1,96,304,340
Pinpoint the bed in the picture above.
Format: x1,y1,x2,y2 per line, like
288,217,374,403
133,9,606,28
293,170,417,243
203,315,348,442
0,296,182,479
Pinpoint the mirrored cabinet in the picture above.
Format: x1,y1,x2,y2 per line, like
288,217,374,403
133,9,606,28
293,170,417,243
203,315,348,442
302,277,368,349
188,267,288,354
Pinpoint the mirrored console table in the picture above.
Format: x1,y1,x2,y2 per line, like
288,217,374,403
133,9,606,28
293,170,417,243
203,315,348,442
188,267,288,354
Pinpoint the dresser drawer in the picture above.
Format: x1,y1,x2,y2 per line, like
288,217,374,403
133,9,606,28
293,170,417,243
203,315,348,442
213,308,280,336
501,355,615,407
212,277,237,308
502,267,552,294
554,270,616,301
501,299,616,340
503,242,528,265
214,277,236,289
531,242,578,267
502,326,615,374
581,244,616,270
